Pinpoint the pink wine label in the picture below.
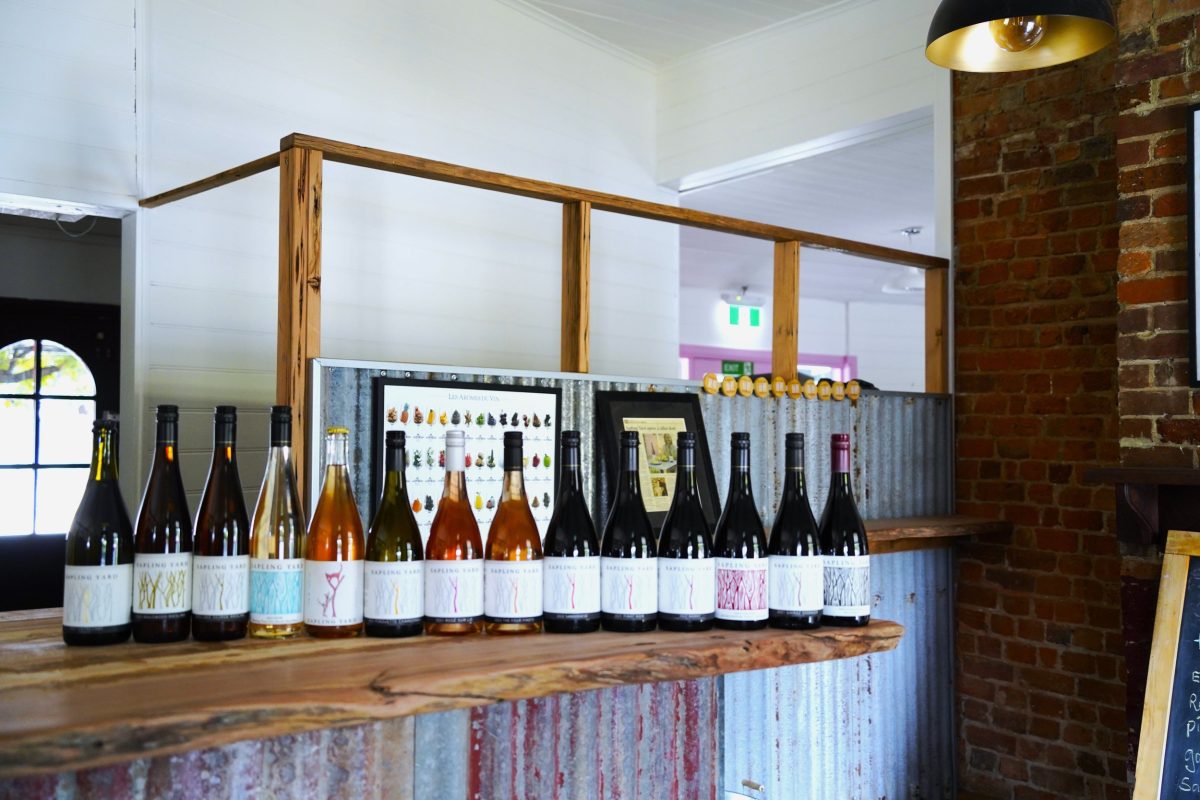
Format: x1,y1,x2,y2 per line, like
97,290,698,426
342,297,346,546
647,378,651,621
768,555,824,614
600,557,657,616
364,561,424,622
63,564,132,628
192,555,250,617
658,557,716,616
133,552,192,615
424,559,484,622
715,557,768,621
484,560,542,622
823,555,871,617
542,556,600,615
303,559,364,627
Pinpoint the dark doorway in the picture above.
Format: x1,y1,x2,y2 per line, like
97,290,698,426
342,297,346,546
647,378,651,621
0,299,120,611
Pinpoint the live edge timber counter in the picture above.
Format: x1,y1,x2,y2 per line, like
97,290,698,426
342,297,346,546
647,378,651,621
0,609,902,778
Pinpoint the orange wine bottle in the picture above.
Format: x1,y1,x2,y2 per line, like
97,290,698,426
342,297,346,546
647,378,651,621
424,430,484,635
484,432,542,634
303,427,364,638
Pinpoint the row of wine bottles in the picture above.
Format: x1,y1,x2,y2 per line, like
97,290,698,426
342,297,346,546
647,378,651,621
62,405,869,645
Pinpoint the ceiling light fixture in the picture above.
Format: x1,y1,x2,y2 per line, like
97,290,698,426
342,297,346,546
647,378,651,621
925,0,1115,72
720,285,767,308
883,227,926,295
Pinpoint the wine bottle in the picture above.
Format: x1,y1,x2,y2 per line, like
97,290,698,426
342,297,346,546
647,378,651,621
657,431,715,632
600,431,657,632
484,431,543,634
63,415,134,646
713,432,768,630
248,406,306,639
303,427,365,638
424,430,484,635
192,406,250,641
133,404,193,643
364,431,423,637
819,433,870,627
767,433,822,629
542,431,600,634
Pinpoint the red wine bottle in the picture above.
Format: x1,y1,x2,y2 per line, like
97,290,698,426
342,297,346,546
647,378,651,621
656,431,714,632
600,431,657,632
713,432,768,630
768,433,822,629
542,431,600,634
63,415,134,646
192,406,250,641
132,405,193,643
819,433,870,627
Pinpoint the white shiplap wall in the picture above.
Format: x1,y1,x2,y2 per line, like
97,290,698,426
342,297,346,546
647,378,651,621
655,0,943,186
135,0,677,497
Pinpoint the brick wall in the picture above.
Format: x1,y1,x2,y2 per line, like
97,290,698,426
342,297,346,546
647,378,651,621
1116,1,1200,466
953,41,1127,800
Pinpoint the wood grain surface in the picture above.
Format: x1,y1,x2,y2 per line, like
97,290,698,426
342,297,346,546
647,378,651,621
0,612,902,777
866,516,1011,554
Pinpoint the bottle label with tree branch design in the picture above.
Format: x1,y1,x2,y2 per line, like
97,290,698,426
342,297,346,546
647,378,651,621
365,561,424,622
133,553,192,615
658,557,716,616
484,560,542,622
424,559,484,622
822,555,871,617
192,555,250,618
250,558,303,624
768,555,824,614
543,556,600,615
303,559,364,627
63,564,133,628
715,557,768,621
600,557,657,616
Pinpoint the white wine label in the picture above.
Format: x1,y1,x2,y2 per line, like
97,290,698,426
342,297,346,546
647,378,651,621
658,557,716,616
192,555,250,617
63,564,132,628
365,560,424,622
424,559,484,621
600,557,657,616
250,558,304,625
715,557,768,621
768,555,824,613
133,552,192,615
303,559,364,627
485,560,543,621
543,556,600,615
823,555,871,617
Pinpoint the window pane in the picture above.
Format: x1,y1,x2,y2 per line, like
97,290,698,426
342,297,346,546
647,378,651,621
36,467,88,534
0,469,34,535
39,399,95,465
40,340,97,396
0,399,35,464
0,339,37,395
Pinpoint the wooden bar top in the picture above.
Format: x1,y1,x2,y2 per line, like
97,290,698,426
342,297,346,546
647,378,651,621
0,608,902,777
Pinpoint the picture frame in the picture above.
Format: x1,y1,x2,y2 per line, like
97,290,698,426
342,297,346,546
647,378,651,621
372,377,562,543
593,390,720,533
1190,103,1200,386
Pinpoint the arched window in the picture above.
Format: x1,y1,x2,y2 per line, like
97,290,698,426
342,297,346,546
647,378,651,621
0,339,97,535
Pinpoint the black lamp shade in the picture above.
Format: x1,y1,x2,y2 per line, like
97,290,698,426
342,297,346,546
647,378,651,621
926,0,1115,72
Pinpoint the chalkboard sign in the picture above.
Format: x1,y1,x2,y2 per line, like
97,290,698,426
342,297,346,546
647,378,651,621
1134,530,1200,799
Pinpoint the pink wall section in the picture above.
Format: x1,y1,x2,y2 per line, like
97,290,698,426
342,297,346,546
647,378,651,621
679,344,857,381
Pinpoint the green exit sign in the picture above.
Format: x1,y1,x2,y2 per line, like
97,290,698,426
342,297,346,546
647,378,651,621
721,360,753,376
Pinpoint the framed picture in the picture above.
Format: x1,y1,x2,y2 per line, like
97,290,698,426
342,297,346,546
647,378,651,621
1190,103,1200,386
593,390,720,532
372,378,562,544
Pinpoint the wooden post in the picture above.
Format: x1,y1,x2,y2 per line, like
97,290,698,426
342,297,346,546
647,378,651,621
561,200,591,373
771,241,801,380
924,266,949,394
278,147,322,496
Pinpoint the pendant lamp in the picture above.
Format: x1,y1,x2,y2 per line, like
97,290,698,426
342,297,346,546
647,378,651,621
926,0,1115,72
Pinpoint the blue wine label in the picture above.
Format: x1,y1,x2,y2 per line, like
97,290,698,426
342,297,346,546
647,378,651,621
250,558,304,625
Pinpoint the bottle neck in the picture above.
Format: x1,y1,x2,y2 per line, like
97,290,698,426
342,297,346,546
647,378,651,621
559,442,583,494
213,420,237,464
783,446,806,498
154,419,179,466
617,442,641,498
382,443,409,500
270,417,291,449
325,435,348,468
91,426,119,482
674,443,698,499
442,441,467,501
727,446,752,496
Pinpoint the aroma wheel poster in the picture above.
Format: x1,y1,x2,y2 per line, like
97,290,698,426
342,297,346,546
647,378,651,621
374,379,561,545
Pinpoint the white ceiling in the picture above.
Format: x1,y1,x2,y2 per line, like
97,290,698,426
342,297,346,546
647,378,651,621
680,118,936,306
519,0,851,64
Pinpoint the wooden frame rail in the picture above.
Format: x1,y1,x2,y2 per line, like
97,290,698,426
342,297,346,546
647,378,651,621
140,133,952,485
